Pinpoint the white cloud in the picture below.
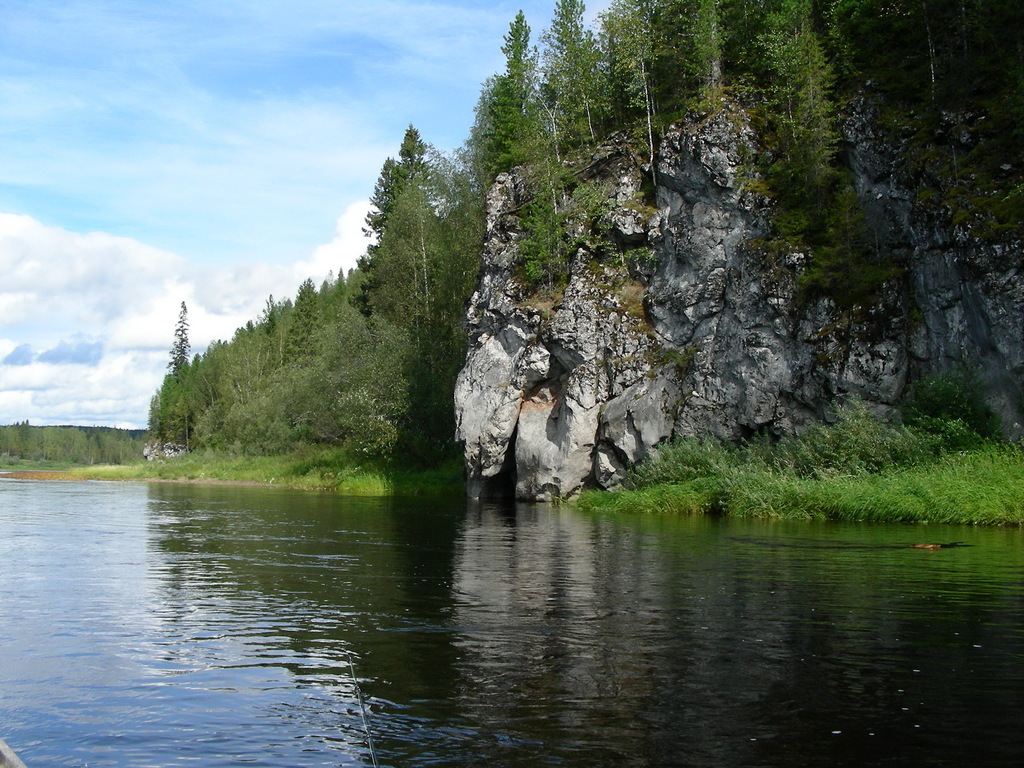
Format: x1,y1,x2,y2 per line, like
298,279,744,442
298,199,372,282
0,205,382,427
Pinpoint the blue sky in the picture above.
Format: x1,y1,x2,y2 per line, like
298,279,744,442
0,0,599,428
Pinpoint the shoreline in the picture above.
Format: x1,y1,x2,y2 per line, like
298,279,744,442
0,469,271,487
2,454,466,498
0,470,79,481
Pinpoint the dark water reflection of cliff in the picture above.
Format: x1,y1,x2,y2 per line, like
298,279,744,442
444,503,1024,767
1,480,1022,767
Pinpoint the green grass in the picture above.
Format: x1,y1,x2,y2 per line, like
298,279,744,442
577,479,724,516
577,402,1024,526
577,446,1024,524
71,447,464,497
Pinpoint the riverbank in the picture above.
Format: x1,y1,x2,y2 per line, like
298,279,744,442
0,470,79,481
61,448,465,497
576,442,1024,525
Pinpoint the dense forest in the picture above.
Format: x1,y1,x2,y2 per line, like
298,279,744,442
0,422,147,466
148,0,1023,465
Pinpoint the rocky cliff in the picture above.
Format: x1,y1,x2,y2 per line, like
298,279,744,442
454,100,1023,500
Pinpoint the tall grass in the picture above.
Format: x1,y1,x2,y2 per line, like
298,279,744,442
578,401,1024,525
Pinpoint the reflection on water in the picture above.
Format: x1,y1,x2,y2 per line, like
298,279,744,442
1,479,1023,767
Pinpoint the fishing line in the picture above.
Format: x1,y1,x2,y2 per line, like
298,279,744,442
348,654,380,768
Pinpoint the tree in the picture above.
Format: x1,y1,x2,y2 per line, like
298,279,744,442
693,0,723,92
600,0,659,181
358,125,431,315
541,0,606,152
168,301,190,378
363,125,429,245
286,278,320,363
762,0,838,204
475,11,543,179
301,309,413,455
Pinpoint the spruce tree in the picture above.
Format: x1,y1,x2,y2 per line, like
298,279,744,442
476,11,541,179
359,125,431,315
363,125,429,246
286,279,320,363
168,301,190,378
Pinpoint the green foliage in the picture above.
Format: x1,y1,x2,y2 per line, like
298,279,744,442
578,478,724,515
359,145,484,461
473,12,545,179
301,313,412,456
76,445,463,496
748,399,942,478
627,436,738,488
143,0,1022,481
585,402,1023,524
599,0,659,176
630,400,943,489
285,278,319,363
168,301,190,377
0,422,147,466
541,0,607,152
148,127,482,465
902,368,1000,441
568,177,616,240
358,125,432,314
519,166,570,289
474,0,1020,315
762,0,837,198
363,126,429,244
716,445,1024,524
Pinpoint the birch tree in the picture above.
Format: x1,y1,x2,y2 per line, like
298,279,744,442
600,0,659,181
542,0,605,152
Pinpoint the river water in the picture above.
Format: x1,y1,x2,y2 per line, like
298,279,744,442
1,478,1023,767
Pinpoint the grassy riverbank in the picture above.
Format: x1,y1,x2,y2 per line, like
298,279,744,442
70,447,464,496
577,404,1024,525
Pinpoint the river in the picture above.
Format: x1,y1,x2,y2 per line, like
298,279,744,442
1,478,1023,767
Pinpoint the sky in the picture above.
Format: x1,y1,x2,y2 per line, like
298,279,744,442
0,0,607,429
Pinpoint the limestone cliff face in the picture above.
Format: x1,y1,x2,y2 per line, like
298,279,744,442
454,102,1023,500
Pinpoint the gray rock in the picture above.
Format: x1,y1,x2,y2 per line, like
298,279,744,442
454,99,1024,500
143,441,187,461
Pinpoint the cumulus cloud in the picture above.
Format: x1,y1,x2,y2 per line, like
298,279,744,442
37,339,104,366
0,1,549,428
0,211,358,427
298,199,372,281
0,0,523,266
2,344,34,366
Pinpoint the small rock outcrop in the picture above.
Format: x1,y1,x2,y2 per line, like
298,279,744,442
143,441,187,461
454,101,1023,500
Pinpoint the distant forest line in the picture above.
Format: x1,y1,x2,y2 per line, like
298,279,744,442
0,422,147,466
